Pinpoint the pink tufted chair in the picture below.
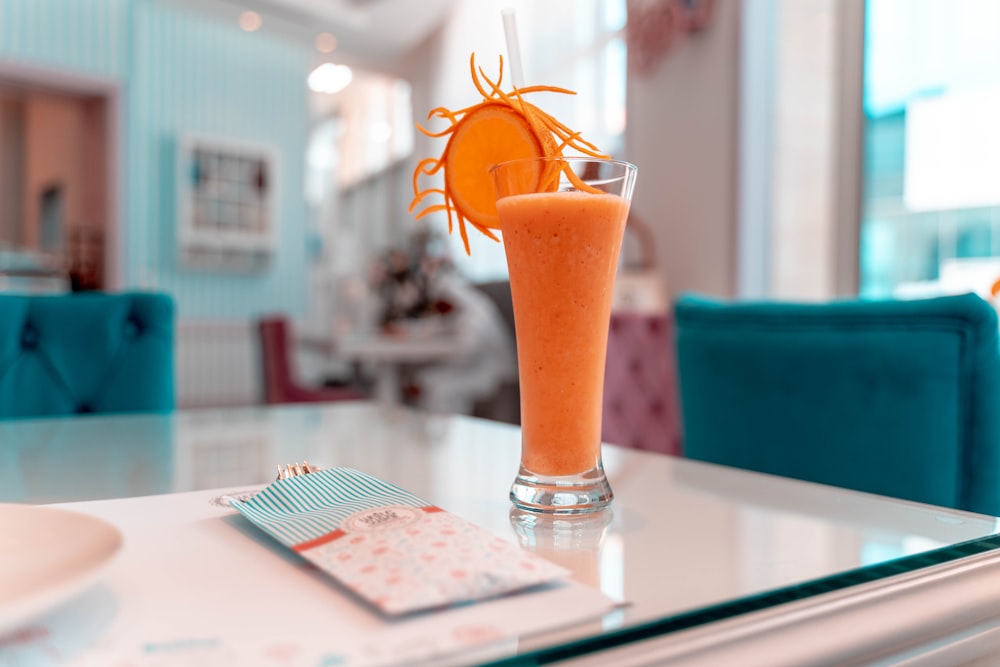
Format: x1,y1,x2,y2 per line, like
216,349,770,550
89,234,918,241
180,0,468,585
602,311,683,456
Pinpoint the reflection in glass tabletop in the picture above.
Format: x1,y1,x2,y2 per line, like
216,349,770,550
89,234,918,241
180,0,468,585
3,402,1000,665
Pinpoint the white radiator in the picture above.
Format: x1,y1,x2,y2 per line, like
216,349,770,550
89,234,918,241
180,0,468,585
175,320,261,409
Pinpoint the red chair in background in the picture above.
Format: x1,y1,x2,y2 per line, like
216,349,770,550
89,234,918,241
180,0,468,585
257,316,366,405
601,311,683,456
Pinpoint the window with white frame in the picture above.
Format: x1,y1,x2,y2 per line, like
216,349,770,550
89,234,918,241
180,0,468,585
860,0,1000,299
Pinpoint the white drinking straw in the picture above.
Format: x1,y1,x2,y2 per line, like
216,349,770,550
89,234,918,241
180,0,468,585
501,7,525,89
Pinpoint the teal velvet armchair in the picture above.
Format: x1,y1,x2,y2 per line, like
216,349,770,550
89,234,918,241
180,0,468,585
674,292,1000,516
0,292,175,419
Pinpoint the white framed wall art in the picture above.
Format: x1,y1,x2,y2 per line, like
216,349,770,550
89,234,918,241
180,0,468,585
176,135,278,271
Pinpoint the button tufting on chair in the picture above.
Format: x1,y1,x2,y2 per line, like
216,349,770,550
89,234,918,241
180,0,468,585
602,311,682,456
20,326,39,350
124,319,141,340
0,292,175,420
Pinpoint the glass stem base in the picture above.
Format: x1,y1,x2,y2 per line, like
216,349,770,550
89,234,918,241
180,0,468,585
510,463,613,515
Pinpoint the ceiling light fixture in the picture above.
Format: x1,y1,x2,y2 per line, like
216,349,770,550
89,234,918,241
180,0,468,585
308,63,353,95
239,11,262,32
315,32,337,54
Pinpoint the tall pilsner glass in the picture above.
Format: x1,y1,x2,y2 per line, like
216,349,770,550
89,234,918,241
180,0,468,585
491,157,637,514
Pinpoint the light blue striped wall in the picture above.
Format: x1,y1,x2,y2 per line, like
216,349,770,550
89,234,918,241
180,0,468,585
0,0,128,78
0,0,313,320
128,0,312,319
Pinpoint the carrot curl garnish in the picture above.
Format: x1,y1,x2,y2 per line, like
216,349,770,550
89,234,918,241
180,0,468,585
410,53,610,255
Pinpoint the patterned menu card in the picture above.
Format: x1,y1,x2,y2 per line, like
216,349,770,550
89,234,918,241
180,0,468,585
230,468,570,616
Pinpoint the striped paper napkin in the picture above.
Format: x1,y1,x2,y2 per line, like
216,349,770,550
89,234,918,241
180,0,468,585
230,467,569,616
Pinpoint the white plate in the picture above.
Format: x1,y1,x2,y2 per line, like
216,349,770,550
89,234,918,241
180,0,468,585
0,504,122,636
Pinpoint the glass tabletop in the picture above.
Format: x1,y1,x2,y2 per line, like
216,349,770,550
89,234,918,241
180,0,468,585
3,402,999,665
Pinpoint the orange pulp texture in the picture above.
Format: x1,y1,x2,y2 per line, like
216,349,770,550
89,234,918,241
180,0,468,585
498,191,631,476
409,54,608,255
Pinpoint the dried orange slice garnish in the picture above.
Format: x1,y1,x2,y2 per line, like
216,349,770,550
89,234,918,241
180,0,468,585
445,103,551,230
409,54,609,254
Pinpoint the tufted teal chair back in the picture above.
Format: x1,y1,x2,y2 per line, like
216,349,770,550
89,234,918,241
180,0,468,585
675,292,1000,516
0,292,175,419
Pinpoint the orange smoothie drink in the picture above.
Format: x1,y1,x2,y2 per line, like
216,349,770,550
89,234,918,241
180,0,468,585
407,56,635,513
498,190,629,475
492,156,636,514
